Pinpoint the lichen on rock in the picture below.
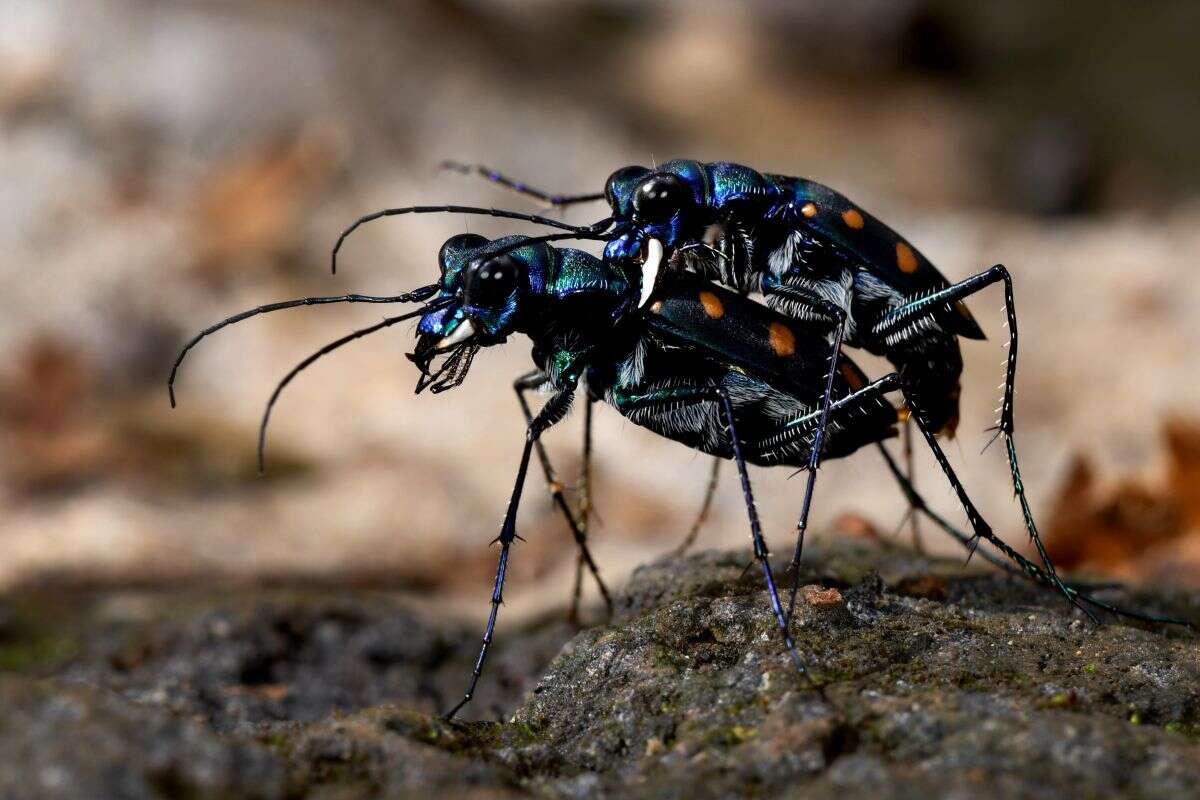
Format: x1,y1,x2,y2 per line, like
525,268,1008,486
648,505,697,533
1,538,1198,798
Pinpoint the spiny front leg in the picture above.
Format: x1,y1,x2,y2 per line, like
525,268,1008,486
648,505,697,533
513,372,612,618
714,386,814,685
444,388,574,720
785,304,847,624
872,265,1080,617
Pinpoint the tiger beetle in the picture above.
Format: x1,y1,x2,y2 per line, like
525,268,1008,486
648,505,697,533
171,232,1187,720
415,159,1075,623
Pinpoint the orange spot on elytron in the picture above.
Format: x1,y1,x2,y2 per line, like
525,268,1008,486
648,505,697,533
896,241,919,274
841,208,865,230
896,405,912,422
838,361,865,391
800,202,818,218
698,290,725,319
768,322,795,357
650,300,664,314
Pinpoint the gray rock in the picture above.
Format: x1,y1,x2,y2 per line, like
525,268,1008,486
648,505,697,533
505,544,1200,798
0,677,283,800
55,592,576,730
2,539,1198,798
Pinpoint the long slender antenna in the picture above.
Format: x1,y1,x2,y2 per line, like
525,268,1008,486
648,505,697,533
256,301,448,472
439,161,605,207
168,285,438,407
331,205,609,274
484,228,613,259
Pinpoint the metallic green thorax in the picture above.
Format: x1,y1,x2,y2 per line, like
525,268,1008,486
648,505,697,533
418,235,635,390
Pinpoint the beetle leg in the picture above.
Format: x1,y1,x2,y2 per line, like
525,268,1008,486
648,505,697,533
784,304,847,623
875,438,1190,628
609,378,823,681
902,417,923,552
572,394,599,623
743,374,902,463
744,372,1185,627
513,372,613,621
672,457,722,556
756,283,852,622
873,265,1076,616
899,382,1100,624
445,387,576,721
761,283,844,327
713,385,815,685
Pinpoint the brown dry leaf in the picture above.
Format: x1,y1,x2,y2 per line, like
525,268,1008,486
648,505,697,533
0,337,111,493
832,512,881,541
1138,531,1200,587
1,337,89,435
0,335,312,495
1165,418,1200,531
1042,455,1096,567
1044,421,1199,585
190,126,342,277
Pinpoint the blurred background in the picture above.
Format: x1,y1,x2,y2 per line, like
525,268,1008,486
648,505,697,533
3,0,1200,621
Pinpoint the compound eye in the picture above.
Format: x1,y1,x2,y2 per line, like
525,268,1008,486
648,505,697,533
633,174,692,223
467,254,521,306
438,233,489,272
604,165,649,211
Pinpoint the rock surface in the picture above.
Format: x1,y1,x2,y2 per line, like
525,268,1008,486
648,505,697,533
1,539,1199,799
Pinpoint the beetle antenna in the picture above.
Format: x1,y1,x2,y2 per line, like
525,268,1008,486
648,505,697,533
168,285,439,408
257,299,451,472
331,205,613,274
439,161,605,207
483,228,616,259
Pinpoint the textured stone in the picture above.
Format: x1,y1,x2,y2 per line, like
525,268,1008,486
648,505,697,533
2,539,1199,798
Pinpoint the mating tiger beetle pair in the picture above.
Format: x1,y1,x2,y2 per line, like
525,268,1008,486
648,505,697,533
170,159,1189,720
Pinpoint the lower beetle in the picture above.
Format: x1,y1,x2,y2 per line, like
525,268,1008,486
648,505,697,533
169,234,1187,719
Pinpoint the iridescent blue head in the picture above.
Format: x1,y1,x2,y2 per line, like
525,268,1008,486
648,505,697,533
601,160,774,306
410,234,630,393
410,234,544,392
603,160,706,261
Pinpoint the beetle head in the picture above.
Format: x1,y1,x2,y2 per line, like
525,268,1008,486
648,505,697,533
602,160,709,307
410,234,545,393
